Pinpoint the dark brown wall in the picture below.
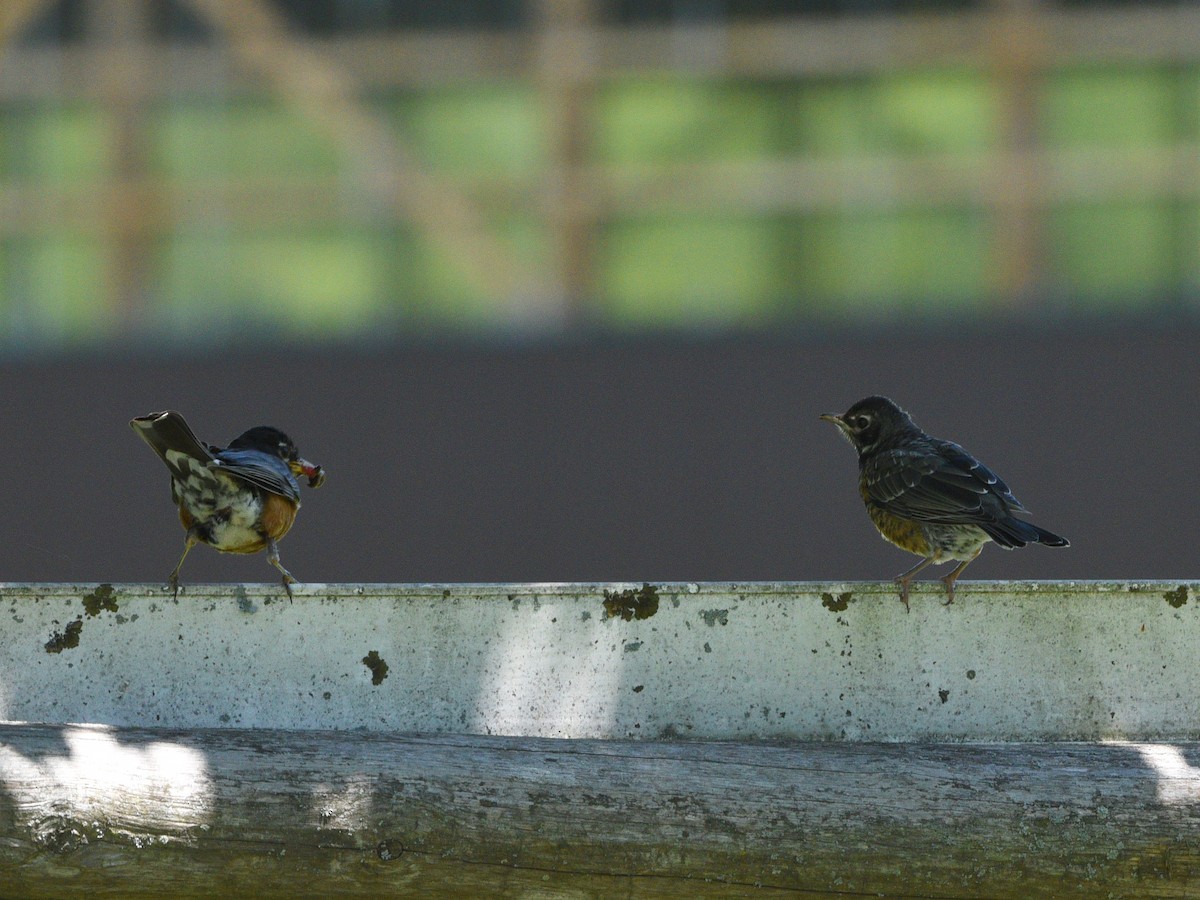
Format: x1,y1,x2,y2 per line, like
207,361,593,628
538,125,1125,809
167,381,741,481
2,323,1193,586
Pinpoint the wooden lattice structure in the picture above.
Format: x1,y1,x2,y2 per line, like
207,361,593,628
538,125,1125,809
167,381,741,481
0,0,1197,323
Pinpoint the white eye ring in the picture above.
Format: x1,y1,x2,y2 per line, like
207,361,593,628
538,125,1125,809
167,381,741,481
853,415,871,428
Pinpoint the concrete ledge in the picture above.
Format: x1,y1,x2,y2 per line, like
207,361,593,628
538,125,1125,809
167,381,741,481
4,582,1200,895
2,580,1197,741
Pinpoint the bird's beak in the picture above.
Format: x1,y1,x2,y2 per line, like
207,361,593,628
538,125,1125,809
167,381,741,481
820,413,855,442
290,457,326,488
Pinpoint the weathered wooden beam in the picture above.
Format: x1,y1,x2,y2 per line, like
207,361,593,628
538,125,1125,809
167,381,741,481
1,724,1198,897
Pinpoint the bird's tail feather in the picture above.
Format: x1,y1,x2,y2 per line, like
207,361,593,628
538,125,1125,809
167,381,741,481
1030,524,1070,548
130,411,214,468
984,517,1070,549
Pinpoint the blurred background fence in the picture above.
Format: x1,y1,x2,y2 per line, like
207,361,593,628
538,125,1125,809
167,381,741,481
0,1,1196,586
2,0,1199,348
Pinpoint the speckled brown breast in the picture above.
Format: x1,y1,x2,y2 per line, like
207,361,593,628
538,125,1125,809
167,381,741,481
860,479,931,557
867,504,933,557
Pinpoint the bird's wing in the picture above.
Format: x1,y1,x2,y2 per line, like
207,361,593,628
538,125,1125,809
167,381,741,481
935,440,1025,511
211,448,302,501
863,440,1023,525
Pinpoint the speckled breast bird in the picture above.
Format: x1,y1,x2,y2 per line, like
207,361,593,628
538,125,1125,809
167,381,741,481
821,396,1068,609
131,411,325,598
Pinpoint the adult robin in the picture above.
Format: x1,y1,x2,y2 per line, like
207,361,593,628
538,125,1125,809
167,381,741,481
131,411,325,598
821,396,1068,609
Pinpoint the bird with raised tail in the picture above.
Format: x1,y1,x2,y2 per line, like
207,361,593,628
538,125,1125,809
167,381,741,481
131,410,325,599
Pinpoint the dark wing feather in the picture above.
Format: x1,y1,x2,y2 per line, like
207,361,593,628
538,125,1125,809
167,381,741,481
935,440,1025,511
212,448,301,501
863,440,1023,527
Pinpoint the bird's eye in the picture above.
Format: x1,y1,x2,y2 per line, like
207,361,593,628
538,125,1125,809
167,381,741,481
854,415,871,429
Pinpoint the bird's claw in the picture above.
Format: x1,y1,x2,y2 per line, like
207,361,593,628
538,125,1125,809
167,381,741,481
940,575,958,606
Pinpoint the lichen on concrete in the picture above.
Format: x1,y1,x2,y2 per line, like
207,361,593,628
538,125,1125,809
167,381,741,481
45,619,84,653
362,651,389,686
1164,586,1189,608
821,592,852,612
82,584,118,618
603,584,660,621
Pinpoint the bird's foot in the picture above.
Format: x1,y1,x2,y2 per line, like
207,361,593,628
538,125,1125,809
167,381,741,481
940,574,957,606
266,536,297,602
892,558,936,613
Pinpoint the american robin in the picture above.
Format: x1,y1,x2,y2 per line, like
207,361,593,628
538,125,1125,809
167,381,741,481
821,396,1068,609
131,411,325,598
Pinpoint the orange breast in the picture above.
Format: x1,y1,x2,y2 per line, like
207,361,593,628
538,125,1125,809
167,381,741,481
259,493,299,543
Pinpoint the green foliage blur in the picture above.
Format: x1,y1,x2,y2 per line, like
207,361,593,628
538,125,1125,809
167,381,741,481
0,56,1193,347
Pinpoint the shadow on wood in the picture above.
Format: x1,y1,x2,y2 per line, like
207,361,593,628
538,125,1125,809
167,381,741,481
0,724,1197,897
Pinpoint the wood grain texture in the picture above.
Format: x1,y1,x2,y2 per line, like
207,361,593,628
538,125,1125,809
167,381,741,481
2,724,1199,897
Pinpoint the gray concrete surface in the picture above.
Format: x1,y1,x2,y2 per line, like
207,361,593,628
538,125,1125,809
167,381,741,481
2,581,1196,741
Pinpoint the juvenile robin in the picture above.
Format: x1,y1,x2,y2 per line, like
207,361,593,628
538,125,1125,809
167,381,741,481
131,411,325,598
821,396,1068,609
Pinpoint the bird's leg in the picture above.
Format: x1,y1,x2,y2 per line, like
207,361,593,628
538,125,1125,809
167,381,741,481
266,536,297,601
893,557,935,612
939,548,982,606
168,529,200,599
